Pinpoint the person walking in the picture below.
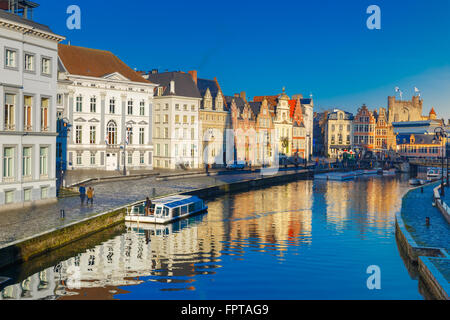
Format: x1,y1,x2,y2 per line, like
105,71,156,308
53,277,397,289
87,187,94,205
79,184,86,205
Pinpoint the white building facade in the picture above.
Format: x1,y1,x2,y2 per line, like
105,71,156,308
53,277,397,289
0,10,64,210
145,71,202,169
57,44,157,172
324,109,354,159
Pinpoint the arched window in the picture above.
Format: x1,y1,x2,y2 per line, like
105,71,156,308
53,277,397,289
107,120,117,145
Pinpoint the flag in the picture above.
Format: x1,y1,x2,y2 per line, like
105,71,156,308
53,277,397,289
414,87,420,93
395,87,400,92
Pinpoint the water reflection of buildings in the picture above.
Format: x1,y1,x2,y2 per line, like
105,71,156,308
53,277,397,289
0,215,224,300
1,180,316,299
221,181,313,257
324,176,405,235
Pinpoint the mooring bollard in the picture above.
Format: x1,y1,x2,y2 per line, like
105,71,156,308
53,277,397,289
60,209,65,219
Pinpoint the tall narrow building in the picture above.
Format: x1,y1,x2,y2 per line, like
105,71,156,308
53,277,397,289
0,5,65,210
145,71,202,169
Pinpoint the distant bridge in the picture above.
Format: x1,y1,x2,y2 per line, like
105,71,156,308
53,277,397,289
408,158,447,168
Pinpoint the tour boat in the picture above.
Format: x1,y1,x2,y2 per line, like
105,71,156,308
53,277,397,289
353,170,365,176
363,169,378,175
125,195,208,224
382,169,396,176
427,168,442,180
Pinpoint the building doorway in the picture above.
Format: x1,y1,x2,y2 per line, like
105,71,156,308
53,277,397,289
106,153,117,171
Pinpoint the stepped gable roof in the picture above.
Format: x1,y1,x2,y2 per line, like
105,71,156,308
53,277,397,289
58,44,151,84
249,102,262,118
147,71,201,98
197,78,219,98
225,96,246,112
289,99,299,118
196,77,227,110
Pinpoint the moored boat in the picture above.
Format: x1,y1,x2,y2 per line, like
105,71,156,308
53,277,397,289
427,168,442,180
382,169,396,176
125,195,208,224
409,178,424,186
363,169,378,175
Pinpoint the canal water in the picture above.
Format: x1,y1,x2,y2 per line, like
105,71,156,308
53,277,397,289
0,175,424,300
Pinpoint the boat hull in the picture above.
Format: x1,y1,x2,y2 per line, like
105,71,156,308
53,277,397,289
125,207,208,224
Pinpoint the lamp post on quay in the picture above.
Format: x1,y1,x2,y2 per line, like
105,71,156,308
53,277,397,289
123,124,132,176
433,123,447,196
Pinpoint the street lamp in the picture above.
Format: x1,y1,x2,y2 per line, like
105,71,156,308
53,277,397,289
433,124,447,196
123,124,132,176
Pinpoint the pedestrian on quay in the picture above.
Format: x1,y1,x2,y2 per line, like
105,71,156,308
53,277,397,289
79,184,86,205
87,187,94,205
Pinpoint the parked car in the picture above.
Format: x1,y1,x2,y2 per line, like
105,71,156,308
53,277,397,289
226,162,245,170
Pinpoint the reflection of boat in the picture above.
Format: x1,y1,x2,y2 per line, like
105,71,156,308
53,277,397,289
314,172,354,181
383,169,396,176
364,169,378,175
126,211,206,235
409,178,425,186
125,195,208,224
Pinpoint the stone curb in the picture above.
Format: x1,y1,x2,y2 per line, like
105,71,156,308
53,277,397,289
395,181,449,300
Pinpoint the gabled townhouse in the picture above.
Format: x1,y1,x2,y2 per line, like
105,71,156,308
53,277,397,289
250,98,275,165
253,89,314,160
145,71,202,169
290,98,307,160
57,44,157,172
353,104,376,151
0,9,64,210
191,71,231,167
228,94,257,164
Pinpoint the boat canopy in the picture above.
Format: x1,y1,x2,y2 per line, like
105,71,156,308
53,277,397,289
154,195,202,209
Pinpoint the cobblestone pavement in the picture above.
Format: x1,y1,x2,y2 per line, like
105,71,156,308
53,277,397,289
0,169,306,247
401,182,450,254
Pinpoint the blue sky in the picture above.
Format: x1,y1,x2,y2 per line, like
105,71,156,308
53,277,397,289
36,0,449,117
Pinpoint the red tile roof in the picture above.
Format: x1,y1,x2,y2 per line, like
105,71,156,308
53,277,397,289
253,95,279,107
58,44,151,84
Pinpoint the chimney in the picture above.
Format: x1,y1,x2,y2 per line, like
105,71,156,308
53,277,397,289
234,93,239,98
240,91,246,102
170,80,175,94
151,69,158,74
188,70,197,85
